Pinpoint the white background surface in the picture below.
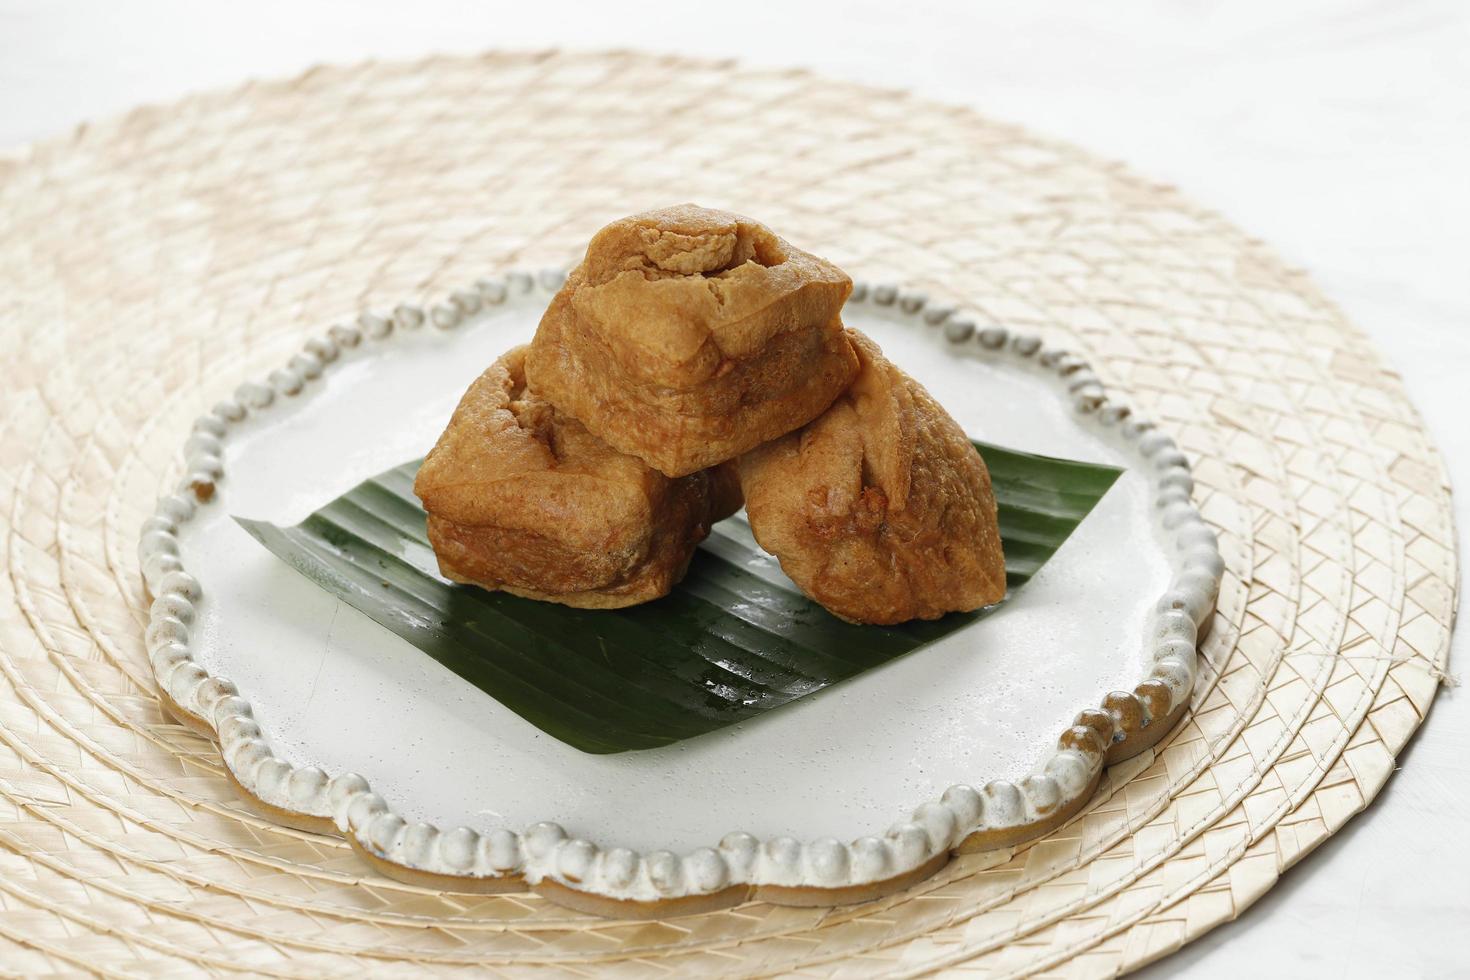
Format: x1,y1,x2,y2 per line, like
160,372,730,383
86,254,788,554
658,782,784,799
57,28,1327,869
1,1,1464,975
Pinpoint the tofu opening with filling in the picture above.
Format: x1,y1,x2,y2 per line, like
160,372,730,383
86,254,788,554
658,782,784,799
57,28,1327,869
525,204,859,477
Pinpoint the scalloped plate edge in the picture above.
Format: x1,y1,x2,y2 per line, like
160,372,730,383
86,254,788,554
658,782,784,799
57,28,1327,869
138,270,1220,917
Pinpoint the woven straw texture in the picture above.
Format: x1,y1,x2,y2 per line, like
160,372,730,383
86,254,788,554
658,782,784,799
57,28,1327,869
0,51,1456,978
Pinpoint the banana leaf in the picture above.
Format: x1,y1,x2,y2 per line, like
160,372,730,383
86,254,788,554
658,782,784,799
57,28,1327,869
237,442,1121,753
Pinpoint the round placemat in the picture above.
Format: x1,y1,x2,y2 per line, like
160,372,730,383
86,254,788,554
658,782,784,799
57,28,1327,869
0,51,1455,977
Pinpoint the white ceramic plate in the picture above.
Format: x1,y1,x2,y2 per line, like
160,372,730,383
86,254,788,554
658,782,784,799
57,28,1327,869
140,274,1219,913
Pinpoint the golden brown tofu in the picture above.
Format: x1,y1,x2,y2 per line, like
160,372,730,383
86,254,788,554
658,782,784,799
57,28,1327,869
414,346,740,608
738,330,1006,624
525,204,858,477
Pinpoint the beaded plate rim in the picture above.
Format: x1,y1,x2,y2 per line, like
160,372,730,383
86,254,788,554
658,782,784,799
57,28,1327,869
137,269,1221,917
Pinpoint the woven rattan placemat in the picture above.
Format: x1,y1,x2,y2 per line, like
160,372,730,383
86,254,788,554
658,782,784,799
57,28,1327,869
0,51,1456,978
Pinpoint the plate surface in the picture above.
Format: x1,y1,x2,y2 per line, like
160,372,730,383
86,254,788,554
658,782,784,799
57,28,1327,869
176,287,1169,853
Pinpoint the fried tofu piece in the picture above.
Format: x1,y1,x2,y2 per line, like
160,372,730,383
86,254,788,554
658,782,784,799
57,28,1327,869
737,330,1006,624
525,204,858,477
413,346,740,608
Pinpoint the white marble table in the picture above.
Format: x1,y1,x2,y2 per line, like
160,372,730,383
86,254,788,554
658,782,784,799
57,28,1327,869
2,1,1464,975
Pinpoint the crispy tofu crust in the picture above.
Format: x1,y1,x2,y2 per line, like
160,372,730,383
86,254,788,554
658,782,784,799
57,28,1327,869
738,330,1006,624
413,346,739,608
525,204,858,477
